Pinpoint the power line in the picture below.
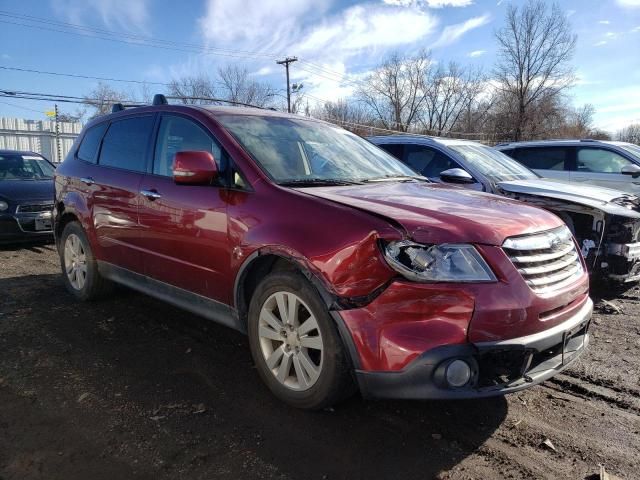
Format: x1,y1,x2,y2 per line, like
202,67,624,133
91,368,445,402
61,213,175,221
0,99,44,113
0,65,171,86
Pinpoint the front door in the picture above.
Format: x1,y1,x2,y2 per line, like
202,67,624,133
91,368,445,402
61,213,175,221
570,146,640,194
138,114,230,303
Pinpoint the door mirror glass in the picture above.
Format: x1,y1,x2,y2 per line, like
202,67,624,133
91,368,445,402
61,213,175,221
621,164,640,177
440,167,475,184
173,151,218,185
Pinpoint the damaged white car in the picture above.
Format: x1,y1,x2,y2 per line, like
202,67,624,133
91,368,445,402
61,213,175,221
369,135,640,284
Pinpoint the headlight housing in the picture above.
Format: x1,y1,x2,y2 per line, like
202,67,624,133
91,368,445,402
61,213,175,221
383,240,497,282
0,200,8,211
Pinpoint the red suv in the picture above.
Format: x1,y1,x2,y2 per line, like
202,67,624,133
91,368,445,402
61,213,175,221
54,96,592,409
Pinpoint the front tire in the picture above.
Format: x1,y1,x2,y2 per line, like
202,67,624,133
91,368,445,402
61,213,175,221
59,221,113,301
247,271,355,410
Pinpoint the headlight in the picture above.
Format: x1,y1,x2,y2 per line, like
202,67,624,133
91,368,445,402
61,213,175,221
0,200,8,211
383,240,497,282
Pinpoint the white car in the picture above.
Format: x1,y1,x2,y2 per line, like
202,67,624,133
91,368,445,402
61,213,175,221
495,139,640,194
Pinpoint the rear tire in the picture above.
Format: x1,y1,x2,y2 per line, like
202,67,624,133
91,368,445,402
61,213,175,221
58,221,113,301
247,271,355,410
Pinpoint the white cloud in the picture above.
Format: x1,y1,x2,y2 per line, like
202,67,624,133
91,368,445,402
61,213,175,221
598,20,611,24
616,0,640,7
631,26,640,32
424,0,473,7
468,49,486,57
432,13,491,47
382,0,473,7
52,0,150,32
594,40,608,46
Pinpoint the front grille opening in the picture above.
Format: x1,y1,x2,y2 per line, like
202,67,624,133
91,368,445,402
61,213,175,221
17,203,54,213
476,349,527,388
503,228,583,294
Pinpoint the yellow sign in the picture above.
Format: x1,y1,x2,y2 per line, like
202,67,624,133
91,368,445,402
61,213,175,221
45,110,56,118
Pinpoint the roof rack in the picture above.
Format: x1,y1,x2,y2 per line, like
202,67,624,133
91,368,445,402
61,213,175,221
109,93,274,115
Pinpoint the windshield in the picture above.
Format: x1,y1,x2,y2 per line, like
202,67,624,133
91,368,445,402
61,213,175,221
217,115,419,184
617,143,640,159
448,144,538,182
0,154,55,180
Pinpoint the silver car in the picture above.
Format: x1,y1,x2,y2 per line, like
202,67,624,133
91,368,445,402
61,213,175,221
495,139,640,194
369,135,640,284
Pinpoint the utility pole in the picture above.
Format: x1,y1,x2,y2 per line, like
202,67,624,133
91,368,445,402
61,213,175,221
276,56,298,113
54,103,61,163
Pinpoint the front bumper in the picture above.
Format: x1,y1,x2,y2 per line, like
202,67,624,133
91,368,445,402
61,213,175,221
607,242,640,282
356,297,592,400
0,211,54,243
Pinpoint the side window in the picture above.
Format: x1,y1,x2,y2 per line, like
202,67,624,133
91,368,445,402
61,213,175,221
77,123,108,164
515,147,569,171
403,145,459,177
98,116,154,172
576,148,633,173
378,143,404,160
153,115,224,177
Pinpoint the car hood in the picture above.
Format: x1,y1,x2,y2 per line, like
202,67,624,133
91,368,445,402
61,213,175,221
0,179,54,202
296,182,563,246
497,178,640,218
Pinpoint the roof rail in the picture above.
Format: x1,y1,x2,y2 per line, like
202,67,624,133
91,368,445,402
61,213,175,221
111,103,125,113
152,93,168,105
579,138,598,142
163,95,271,110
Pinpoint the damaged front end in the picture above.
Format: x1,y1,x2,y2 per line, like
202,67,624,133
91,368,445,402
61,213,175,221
497,187,640,283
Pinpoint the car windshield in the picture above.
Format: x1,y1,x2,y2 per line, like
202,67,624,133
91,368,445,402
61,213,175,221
617,143,640,159
448,144,538,182
217,115,420,185
0,154,55,180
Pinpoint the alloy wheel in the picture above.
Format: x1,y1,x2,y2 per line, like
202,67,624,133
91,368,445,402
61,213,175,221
64,233,87,290
258,291,324,391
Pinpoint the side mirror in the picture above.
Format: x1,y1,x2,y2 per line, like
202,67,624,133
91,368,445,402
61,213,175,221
173,151,218,185
621,164,640,178
440,168,476,184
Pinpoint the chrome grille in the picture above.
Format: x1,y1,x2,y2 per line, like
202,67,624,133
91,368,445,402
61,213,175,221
16,203,53,213
503,226,583,294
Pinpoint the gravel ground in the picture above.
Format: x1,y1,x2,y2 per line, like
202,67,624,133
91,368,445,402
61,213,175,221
1,243,639,480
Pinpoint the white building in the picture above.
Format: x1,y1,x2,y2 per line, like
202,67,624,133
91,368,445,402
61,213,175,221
0,117,83,163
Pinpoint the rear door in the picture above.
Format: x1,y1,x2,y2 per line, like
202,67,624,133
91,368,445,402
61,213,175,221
91,115,155,273
138,113,231,302
570,146,640,193
512,146,571,181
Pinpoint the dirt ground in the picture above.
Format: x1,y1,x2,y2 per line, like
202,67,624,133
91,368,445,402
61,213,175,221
1,244,639,480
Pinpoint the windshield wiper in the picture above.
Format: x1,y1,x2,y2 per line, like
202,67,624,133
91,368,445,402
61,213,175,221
278,178,364,187
362,175,429,183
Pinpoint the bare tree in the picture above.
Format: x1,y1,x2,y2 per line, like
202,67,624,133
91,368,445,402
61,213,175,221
617,124,640,145
494,1,577,140
421,62,485,136
168,74,217,104
218,65,276,107
356,50,431,132
82,82,133,118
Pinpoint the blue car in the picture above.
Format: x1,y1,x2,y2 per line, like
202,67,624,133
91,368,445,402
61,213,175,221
0,150,55,244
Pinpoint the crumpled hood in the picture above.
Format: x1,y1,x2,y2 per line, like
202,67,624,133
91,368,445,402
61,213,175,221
0,179,54,202
297,182,563,246
497,178,640,218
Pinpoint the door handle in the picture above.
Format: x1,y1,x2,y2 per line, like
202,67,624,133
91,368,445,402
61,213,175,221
80,177,95,186
140,189,162,200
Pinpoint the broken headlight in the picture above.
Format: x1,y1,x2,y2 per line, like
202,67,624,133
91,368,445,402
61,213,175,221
383,241,497,282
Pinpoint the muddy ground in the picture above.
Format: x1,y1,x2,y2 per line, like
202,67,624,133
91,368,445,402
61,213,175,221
0,243,639,480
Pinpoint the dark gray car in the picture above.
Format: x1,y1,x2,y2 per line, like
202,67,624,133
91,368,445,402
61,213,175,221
369,135,640,284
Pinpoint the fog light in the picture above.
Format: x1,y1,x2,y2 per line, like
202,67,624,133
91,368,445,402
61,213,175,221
445,359,471,387
0,200,8,211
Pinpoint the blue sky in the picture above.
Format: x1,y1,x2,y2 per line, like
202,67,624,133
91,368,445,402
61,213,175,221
0,0,639,133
